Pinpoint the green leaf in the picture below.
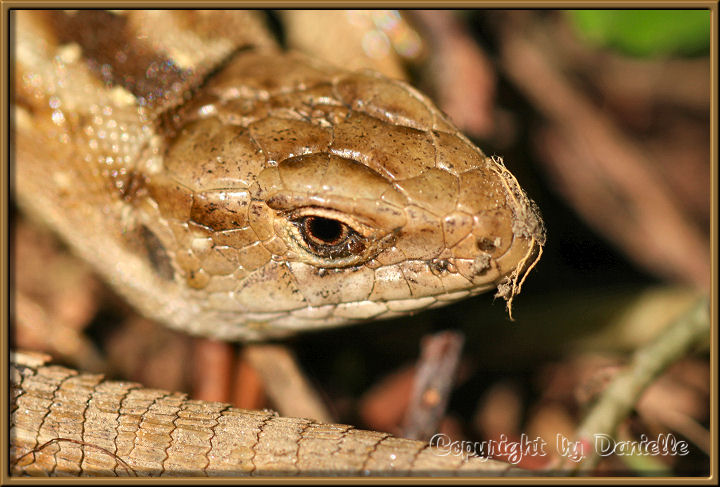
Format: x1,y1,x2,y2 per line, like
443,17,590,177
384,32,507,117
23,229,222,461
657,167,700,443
567,10,710,58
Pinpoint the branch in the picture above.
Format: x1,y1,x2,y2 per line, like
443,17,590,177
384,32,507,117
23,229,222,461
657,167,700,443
402,331,464,441
572,297,710,472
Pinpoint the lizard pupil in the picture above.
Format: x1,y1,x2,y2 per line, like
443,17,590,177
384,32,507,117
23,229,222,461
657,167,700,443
304,216,346,245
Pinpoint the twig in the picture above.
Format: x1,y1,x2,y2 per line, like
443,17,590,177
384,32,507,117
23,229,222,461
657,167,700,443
232,352,266,410
411,10,497,138
572,297,710,472
191,338,234,403
242,344,333,423
401,330,464,441
641,405,711,455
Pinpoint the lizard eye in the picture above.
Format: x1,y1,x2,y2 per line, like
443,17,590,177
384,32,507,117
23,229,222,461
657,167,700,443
303,216,348,246
293,215,367,260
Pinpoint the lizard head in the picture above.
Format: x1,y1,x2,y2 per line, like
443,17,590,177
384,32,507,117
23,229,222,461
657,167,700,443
144,54,545,340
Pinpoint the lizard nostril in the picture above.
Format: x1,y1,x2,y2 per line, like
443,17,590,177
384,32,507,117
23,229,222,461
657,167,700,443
476,237,497,252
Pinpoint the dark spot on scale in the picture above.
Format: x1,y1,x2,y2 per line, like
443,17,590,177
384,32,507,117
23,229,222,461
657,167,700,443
429,259,450,274
138,225,175,281
117,170,147,201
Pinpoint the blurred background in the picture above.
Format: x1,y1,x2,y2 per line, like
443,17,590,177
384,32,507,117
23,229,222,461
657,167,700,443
12,9,712,476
